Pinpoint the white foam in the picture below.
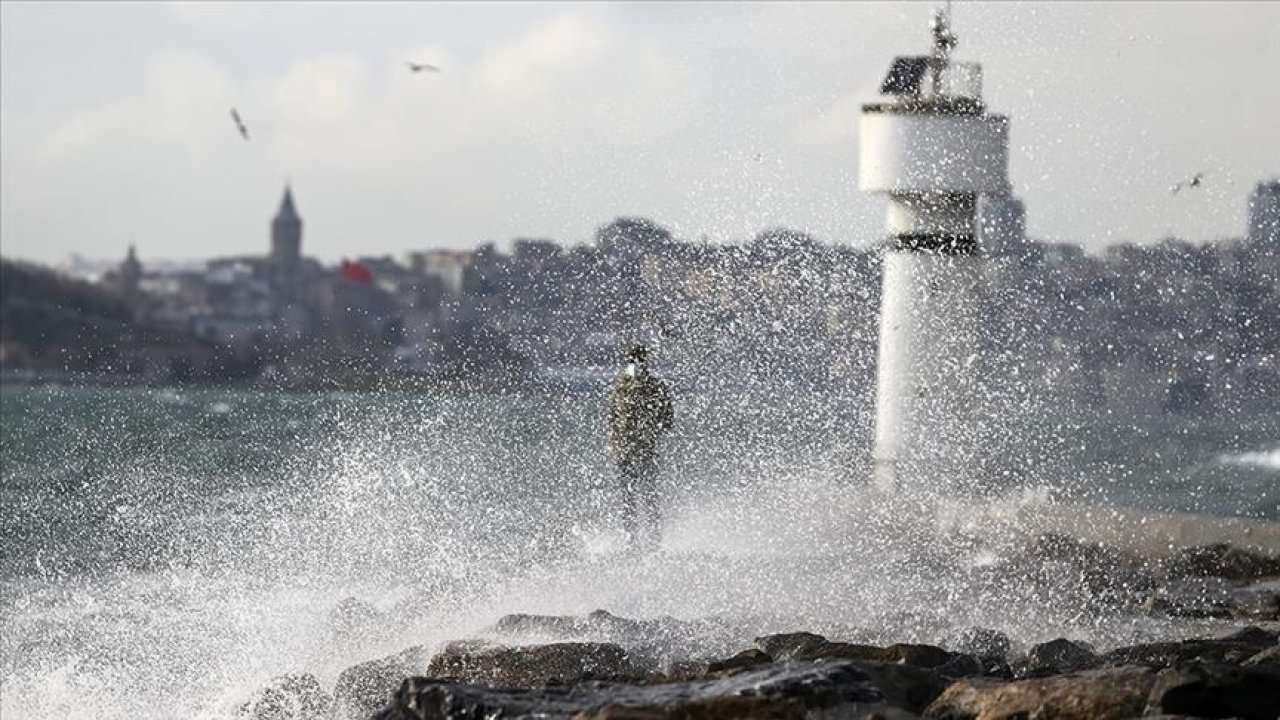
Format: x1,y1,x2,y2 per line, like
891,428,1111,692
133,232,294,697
1217,446,1280,471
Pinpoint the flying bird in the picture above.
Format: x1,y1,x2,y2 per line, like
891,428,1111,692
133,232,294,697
1170,171,1206,195
405,61,440,73
230,108,249,141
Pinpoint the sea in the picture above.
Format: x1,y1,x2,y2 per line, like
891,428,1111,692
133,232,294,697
1,383,1277,718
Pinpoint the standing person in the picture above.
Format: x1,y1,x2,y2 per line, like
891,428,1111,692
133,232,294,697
608,344,675,550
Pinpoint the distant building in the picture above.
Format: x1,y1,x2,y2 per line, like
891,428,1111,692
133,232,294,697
117,245,143,308
407,249,472,298
976,193,1026,258
1246,179,1280,247
512,238,560,267
595,217,673,258
268,186,306,334
270,186,303,310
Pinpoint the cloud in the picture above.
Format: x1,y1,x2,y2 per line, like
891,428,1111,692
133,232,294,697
478,14,610,107
7,10,699,260
271,55,368,127
164,1,280,30
39,53,233,166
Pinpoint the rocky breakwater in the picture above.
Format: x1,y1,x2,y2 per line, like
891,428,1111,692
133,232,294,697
235,540,1280,720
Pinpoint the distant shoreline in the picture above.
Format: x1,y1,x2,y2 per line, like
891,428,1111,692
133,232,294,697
0,367,604,395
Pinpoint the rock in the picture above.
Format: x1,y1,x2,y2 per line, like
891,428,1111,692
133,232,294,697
1229,582,1280,621
491,609,690,644
373,660,883,719
425,641,642,687
1103,638,1269,669
1242,645,1280,668
1163,543,1280,582
236,673,330,720
754,632,828,658
1019,533,1157,597
932,653,984,679
488,610,732,666
705,648,772,674
663,648,776,682
329,596,381,637
923,666,1155,720
846,704,923,720
942,627,1011,661
850,661,949,714
1216,625,1278,644
1142,577,1238,619
662,654,944,715
1012,638,1100,678
791,641,951,669
575,696,806,719
1145,662,1280,719
331,646,430,720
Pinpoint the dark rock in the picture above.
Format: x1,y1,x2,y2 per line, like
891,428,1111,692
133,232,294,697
662,648,776,682
426,641,642,687
659,660,710,683
942,627,1011,661
1229,582,1280,621
1145,662,1280,719
1019,533,1158,597
332,646,430,720
1163,543,1280,582
236,673,330,720
491,609,689,643
850,661,948,714
1012,638,1100,678
932,653,984,678
1103,638,1269,669
373,660,883,719
1242,645,1280,668
923,666,1155,720
754,632,828,659
488,610,731,666
792,642,951,669
1143,577,1238,619
705,648,772,674
329,596,381,637
845,704,923,720
981,660,1015,680
494,612,600,637
575,695,806,719
1218,625,1279,645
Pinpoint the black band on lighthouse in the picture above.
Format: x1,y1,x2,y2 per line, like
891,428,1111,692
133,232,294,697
892,234,976,255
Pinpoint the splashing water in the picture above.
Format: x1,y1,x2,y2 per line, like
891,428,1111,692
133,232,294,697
1218,446,1280,471
1,385,1275,719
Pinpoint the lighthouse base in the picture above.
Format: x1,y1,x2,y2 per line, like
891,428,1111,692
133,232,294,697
871,249,985,496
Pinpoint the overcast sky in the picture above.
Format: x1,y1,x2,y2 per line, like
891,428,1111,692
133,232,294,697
2,1,1278,265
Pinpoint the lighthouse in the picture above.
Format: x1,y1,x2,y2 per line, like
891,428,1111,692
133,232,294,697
860,7,1010,494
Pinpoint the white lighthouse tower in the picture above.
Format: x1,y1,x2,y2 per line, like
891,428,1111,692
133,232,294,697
860,7,1010,494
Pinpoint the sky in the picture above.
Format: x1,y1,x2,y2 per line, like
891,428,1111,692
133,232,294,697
2,1,1278,265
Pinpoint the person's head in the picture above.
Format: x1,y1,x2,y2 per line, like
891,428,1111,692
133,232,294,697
624,344,649,376
626,344,649,365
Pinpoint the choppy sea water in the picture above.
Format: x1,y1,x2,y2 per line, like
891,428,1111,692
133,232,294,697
1,384,1277,719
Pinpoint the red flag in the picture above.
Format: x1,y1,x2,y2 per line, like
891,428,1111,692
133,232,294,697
340,259,373,283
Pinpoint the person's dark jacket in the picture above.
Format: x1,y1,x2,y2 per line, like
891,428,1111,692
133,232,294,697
608,369,674,462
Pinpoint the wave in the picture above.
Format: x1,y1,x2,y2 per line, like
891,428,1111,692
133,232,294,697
1217,446,1280,471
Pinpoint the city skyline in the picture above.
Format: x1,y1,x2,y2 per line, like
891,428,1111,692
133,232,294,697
3,2,1279,264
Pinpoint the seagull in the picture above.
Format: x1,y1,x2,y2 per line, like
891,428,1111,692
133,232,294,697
1170,171,1205,195
230,108,249,141
405,61,440,73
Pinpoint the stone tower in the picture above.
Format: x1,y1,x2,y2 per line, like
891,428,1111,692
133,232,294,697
270,185,303,313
